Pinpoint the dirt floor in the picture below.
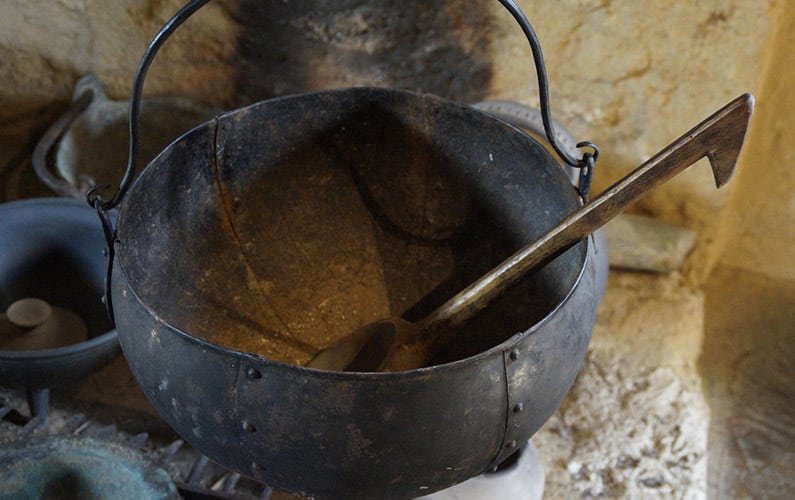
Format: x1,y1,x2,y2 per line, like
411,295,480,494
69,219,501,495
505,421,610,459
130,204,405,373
700,266,795,498
533,270,710,498
534,266,795,499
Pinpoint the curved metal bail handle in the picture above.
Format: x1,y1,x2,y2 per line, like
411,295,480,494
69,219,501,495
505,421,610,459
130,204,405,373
496,0,599,170
32,89,95,199
86,0,211,323
94,0,212,211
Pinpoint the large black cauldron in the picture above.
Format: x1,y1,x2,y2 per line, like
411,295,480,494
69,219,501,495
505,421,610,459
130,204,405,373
111,87,601,499
94,1,606,498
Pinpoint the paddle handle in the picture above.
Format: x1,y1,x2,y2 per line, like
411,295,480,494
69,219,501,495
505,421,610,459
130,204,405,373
386,94,753,370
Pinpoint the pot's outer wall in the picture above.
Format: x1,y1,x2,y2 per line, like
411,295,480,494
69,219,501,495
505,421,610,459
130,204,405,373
495,233,599,467
111,88,598,499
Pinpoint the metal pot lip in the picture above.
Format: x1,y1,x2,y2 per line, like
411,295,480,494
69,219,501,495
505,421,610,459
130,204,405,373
113,87,592,378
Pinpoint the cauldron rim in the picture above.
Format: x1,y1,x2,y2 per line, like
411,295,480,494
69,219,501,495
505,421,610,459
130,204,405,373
112,86,591,377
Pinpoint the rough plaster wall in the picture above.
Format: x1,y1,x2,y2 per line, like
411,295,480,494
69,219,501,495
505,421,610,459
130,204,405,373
487,0,776,283
0,0,238,122
697,7,795,496
718,2,795,282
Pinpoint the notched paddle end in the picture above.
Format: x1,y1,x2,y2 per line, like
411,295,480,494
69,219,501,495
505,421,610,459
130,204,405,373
707,93,755,189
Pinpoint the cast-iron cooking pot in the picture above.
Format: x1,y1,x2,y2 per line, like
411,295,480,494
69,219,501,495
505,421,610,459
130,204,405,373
91,1,605,498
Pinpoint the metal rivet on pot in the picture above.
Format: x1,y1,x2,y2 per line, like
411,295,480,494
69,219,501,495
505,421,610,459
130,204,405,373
242,420,257,433
513,402,524,413
246,367,261,380
509,349,520,361
507,440,517,449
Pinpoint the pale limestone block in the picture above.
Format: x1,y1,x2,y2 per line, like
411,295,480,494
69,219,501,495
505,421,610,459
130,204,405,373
604,214,697,272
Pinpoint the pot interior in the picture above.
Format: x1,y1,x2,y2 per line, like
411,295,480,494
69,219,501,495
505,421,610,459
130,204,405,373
117,88,586,367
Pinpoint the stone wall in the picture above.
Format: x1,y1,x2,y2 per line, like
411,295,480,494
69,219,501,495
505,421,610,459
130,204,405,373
0,0,237,120
1,0,786,282
487,0,777,283
718,3,795,282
